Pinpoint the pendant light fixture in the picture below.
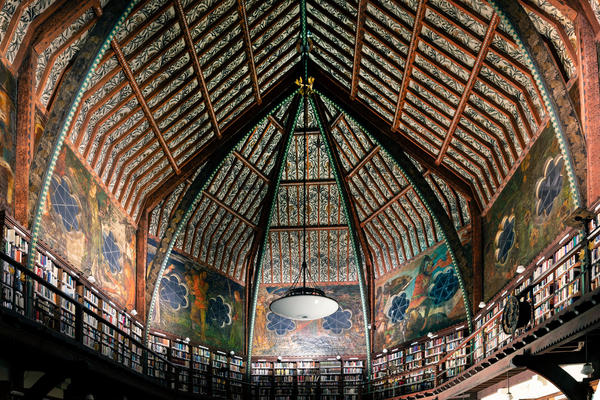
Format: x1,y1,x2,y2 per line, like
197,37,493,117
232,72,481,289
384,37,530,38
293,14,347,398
269,71,338,321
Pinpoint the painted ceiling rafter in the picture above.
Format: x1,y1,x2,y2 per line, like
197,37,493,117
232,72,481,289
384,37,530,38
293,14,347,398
436,14,501,165
173,0,220,140
350,0,368,100
110,39,180,175
139,64,303,223
244,94,302,354
392,0,427,132
311,93,372,375
236,0,261,105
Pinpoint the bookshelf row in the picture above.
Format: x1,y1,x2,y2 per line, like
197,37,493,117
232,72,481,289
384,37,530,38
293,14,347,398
250,358,364,400
0,211,247,399
367,206,600,397
371,327,466,396
148,333,246,399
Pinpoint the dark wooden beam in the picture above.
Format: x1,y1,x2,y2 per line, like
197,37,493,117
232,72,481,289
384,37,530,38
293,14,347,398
313,87,474,322
350,0,368,100
15,51,37,227
494,0,587,206
173,0,221,139
575,11,600,207
313,94,375,355
204,191,258,231
138,63,301,221
244,95,301,354
470,200,483,309
436,14,499,165
513,352,593,400
28,0,138,248
144,82,299,324
135,209,148,321
237,0,261,104
269,224,348,232
309,59,481,211
392,0,426,131
111,39,180,175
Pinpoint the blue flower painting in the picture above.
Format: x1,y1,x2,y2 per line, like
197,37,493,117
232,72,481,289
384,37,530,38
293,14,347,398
387,292,409,323
322,307,352,334
102,231,122,274
495,215,515,264
207,296,232,328
160,273,189,310
50,177,80,232
266,312,296,335
429,268,459,305
536,156,564,217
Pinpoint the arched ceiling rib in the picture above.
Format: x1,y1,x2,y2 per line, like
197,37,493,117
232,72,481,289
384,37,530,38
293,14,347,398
149,93,472,284
0,0,583,285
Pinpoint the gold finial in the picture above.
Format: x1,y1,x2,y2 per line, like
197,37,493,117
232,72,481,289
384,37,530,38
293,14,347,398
296,76,315,95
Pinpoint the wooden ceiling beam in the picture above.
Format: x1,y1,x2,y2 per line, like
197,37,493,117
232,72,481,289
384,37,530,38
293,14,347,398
350,0,368,100
280,179,337,186
174,0,221,139
237,0,261,104
204,191,258,232
111,39,180,175
36,17,98,104
269,224,349,232
361,173,429,226
244,94,301,353
313,94,374,356
309,61,481,211
519,0,578,65
436,14,499,165
392,0,427,131
138,63,301,224
232,151,269,183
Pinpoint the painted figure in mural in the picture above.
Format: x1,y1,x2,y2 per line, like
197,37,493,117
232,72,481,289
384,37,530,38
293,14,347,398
405,255,436,335
190,270,209,338
0,89,15,212
231,290,243,346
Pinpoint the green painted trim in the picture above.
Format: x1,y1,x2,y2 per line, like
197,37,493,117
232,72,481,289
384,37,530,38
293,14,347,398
245,95,303,378
145,92,298,346
310,95,373,378
316,91,474,338
28,1,140,271
487,1,582,209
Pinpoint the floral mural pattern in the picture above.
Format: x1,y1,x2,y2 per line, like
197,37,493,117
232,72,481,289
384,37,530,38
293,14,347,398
253,285,365,356
266,312,296,336
148,240,245,352
483,126,575,300
322,307,353,334
495,215,515,264
536,156,564,217
40,146,136,309
374,242,466,351
159,272,189,311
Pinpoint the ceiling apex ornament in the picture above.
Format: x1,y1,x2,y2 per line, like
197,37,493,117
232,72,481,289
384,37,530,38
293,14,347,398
295,76,315,96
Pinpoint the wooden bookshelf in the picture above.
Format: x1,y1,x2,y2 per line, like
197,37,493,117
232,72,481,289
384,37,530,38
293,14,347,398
251,357,365,400
590,208,600,290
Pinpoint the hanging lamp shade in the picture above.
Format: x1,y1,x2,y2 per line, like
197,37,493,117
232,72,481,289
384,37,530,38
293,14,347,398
269,287,339,320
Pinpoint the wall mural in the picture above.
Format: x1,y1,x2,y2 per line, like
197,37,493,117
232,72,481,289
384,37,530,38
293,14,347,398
483,125,575,300
147,239,245,353
39,145,136,309
252,284,366,356
374,242,466,352
0,62,15,214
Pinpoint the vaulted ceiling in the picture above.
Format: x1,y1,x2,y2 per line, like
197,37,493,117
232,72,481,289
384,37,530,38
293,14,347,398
1,0,580,285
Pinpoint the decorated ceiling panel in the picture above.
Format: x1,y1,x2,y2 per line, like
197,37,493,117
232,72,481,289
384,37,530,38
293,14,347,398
3,0,580,225
3,0,584,298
